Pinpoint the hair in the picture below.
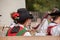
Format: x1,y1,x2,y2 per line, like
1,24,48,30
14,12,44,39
52,16,60,21
50,11,60,21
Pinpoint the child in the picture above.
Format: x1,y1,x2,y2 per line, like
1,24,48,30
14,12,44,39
47,11,60,36
6,8,33,36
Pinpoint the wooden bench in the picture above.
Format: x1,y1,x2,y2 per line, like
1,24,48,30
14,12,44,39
0,36,60,40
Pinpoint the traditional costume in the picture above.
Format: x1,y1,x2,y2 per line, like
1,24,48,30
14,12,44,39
35,19,49,36
6,24,31,36
6,8,33,36
47,22,60,36
47,11,60,36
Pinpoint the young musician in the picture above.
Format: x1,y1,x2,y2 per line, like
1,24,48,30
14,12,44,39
6,8,33,36
47,11,60,36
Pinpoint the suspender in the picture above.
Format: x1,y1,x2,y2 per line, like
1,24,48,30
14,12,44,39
47,25,57,35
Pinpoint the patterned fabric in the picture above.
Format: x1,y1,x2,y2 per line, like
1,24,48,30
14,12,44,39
6,26,26,36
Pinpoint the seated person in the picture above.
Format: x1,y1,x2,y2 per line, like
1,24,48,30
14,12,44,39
47,11,60,36
6,8,33,36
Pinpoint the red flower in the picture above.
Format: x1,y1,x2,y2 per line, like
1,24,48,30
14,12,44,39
12,12,20,19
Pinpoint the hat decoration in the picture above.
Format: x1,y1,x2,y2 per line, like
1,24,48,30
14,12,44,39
12,12,20,20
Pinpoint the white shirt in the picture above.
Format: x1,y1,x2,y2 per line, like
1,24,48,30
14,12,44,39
48,23,60,36
35,19,49,36
9,22,15,28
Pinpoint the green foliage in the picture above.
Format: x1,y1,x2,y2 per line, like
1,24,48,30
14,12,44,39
26,0,60,12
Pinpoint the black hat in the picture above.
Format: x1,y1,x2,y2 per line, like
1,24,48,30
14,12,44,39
17,8,33,24
17,8,29,14
17,8,33,19
48,11,60,16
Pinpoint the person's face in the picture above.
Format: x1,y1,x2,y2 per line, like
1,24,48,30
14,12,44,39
58,17,60,24
55,17,60,24
25,19,32,27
